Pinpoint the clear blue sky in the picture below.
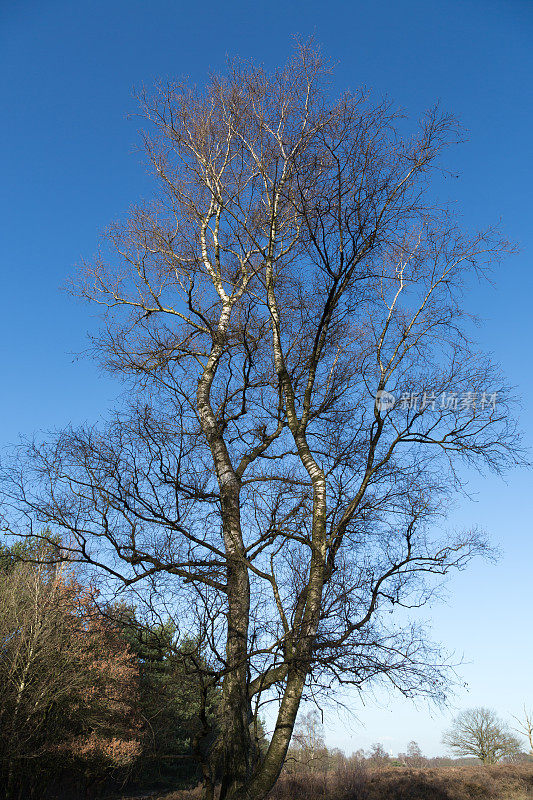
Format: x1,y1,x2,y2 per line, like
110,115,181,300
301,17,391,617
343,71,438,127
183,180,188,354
1,0,532,757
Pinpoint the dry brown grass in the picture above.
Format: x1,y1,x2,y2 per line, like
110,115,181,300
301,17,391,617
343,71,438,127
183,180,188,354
139,764,533,800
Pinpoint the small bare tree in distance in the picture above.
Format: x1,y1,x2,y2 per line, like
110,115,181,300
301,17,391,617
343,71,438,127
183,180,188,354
399,740,425,768
443,707,522,764
512,706,533,754
1,41,524,800
289,710,327,773
368,742,390,768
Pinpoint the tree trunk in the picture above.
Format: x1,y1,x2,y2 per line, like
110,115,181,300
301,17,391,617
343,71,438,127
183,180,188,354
218,487,253,800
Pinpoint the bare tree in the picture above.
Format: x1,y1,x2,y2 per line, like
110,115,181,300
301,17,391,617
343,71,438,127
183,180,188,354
367,742,390,768
1,42,524,800
0,545,140,799
399,740,425,768
512,706,533,754
288,710,327,773
442,707,522,764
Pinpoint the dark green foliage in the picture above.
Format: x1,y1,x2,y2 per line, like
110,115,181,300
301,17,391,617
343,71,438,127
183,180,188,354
0,533,61,573
110,605,223,792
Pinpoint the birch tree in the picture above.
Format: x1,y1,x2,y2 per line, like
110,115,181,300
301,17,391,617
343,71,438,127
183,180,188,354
512,706,533,754
2,43,523,800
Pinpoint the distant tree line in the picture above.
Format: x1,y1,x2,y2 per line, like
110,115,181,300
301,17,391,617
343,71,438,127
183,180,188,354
283,707,532,780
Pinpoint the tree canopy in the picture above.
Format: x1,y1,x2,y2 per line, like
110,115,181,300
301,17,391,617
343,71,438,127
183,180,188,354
443,708,522,764
1,42,523,800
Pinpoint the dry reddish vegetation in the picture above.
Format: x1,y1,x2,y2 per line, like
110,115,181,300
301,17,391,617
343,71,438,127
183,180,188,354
147,764,533,800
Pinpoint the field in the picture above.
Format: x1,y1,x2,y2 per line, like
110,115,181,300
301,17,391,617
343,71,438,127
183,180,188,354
138,764,533,800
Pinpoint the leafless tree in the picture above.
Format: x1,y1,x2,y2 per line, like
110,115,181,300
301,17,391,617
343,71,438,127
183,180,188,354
398,740,426,768
0,546,139,799
288,710,328,773
442,707,522,763
1,42,524,800
367,742,391,768
512,706,533,754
